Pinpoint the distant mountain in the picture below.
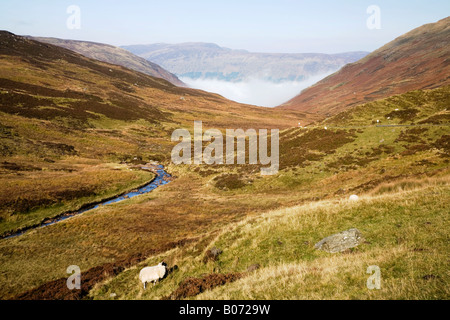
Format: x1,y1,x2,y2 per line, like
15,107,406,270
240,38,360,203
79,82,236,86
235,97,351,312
279,17,450,118
28,37,185,86
122,42,368,83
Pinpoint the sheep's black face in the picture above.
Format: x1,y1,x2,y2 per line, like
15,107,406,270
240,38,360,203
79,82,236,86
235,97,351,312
161,262,167,267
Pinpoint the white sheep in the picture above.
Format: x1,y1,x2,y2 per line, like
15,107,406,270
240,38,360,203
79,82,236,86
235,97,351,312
139,262,167,289
349,194,359,201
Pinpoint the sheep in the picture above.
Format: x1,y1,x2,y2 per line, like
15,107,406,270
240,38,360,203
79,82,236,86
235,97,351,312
349,194,359,201
139,262,167,289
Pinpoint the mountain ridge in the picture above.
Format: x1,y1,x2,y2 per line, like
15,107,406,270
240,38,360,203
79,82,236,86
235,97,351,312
278,17,450,119
26,36,185,87
122,42,369,83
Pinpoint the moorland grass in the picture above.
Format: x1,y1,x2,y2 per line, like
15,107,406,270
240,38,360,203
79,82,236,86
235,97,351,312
89,181,449,300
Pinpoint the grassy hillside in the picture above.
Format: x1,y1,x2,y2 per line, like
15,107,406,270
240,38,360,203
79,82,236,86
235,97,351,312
2,85,448,300
322,86,450,127
89,180,449,300
84,87,449,300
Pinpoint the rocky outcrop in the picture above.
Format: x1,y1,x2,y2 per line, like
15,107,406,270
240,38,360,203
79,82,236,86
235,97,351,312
315,228,364,253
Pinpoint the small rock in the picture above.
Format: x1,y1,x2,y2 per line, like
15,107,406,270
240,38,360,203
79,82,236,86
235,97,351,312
315,228,364,253
110,293,117,298
247,264,260,272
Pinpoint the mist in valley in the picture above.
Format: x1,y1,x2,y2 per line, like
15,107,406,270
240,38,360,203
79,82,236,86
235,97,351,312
180,71,336,107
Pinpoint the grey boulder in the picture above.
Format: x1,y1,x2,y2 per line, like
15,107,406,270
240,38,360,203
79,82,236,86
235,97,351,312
315,228,364,253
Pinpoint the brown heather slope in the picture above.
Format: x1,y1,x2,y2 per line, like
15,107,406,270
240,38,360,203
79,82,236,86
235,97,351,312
279,17,450,120
0,31,308,130
0,30,307,239
27,36,186,87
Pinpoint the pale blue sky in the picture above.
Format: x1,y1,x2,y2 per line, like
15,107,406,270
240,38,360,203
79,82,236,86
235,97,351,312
0,0,449,53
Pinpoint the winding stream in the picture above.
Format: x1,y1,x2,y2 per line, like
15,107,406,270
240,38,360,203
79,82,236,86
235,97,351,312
2,164,172,240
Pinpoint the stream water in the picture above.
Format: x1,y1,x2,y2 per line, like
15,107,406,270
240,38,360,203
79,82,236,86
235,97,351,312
2,165,172,240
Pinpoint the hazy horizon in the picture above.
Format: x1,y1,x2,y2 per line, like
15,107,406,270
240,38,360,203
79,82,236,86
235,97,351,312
120,42,371,55
1,1,449,54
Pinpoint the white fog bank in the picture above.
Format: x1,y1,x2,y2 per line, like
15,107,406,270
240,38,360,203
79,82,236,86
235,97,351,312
180,72,335,108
